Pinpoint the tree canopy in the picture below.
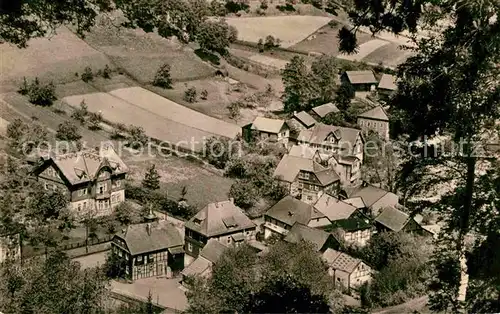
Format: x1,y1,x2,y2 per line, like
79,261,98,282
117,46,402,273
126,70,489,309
343,0,500,311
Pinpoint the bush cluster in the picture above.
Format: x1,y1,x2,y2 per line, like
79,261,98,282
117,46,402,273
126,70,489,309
18,77,57,106
125,183,195,219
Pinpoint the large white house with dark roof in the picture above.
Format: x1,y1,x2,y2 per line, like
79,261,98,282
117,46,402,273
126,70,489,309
32,145,128,218
357,106,390,140
184,199,256,266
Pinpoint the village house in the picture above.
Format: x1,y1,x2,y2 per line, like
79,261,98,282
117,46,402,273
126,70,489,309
242,117,290,147
377,73,397,100
284,222,341,252
181,239,228,283
341,70,378,92
263,195,330,239
314,194,372,246
273,152,341,204
111,214,185,281
342,183,399,217
32,145,128,218
184,199,256,266
311,102,340,120
328,153,362,187
298,123,364,162
357,106,390,141
323,248,372,291
298,123,364,186
0,229,21,263
290,111,317,131
374,206,429,235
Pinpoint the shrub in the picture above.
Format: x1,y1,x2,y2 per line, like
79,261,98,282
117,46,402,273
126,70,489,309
128,125,148,149
328,20,339,28
184,87,197,103
18,77,57,106
227,101,241,121
56,121,81,142
210,0,227,16
87,112,103,130
260,0,268,9
81,67,94,82
71,100,88,124
257,39,264,53
102,64,112,79
153,63,173,89
201,89,208,100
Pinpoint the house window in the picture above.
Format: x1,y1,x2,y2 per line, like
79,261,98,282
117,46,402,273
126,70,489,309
44,182,48,190
78,204,82,212
187,243,193,252
307,195,313,201
137,255,142,262
299,182,303,188
118,250,123,257
227,236,231,244
83,202,87,209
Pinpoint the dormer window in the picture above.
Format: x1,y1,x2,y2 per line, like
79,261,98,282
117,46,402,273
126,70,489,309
193,218,203,225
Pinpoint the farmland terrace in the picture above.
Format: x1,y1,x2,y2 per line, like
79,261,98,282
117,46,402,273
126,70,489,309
62,87,241,152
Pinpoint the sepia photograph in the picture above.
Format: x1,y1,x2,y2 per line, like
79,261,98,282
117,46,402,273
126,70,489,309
0,0,498,313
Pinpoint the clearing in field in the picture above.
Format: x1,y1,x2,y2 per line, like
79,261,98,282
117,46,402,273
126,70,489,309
290,23,373,56
109,87,241,139
0,26,111,89
62,88,241,151
337,39,391,62
226,16,332,48
362,42,415,67
62,92,214,151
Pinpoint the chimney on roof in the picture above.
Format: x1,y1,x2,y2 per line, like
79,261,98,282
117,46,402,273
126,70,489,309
293,111,297,115
146,223,152,236
229,198,234,204
215,202,219,208
288,211,294,217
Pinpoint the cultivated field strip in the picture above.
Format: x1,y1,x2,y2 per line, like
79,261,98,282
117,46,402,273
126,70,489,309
109,87,241,139
62,91,237,152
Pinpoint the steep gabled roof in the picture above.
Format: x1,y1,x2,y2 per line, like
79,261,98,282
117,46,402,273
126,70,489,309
265,196,326,227
115,221,183,256
314,194,357,221
251,117,287,134
273,154,339,185
375,206,411,232
349,184,396,208
312,103,340,118
37,146,128,185
330,251,363,273
298,123,362,156
378,74,397,91
293,111,317,128
284,223,335,251
358,106,389,121
344,71,378,85
185,200,256,237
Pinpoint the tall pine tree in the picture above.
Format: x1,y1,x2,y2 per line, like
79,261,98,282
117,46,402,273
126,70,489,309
142,164,161,191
